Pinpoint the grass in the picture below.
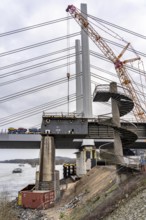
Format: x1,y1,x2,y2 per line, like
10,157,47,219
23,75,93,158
0,191,18,220
58,182,119,220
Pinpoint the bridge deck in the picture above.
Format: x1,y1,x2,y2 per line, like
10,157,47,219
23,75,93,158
0,122,146,149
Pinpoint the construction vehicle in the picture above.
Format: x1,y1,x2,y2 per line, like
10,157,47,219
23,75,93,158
66,5,146,122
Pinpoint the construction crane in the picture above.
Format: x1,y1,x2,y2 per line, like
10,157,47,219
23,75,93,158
66,5,146,122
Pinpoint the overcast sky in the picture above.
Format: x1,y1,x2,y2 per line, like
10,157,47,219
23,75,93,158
0,0,146,130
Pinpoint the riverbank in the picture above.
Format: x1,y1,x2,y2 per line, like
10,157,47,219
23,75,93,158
0,157,76,166
1,166,146,220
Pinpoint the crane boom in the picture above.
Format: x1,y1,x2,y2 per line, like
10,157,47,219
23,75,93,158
66,5,146,122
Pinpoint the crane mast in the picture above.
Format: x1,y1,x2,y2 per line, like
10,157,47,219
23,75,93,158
66,5,146,122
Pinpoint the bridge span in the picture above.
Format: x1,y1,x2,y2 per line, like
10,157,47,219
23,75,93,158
0,133,41,149
0,121,146,149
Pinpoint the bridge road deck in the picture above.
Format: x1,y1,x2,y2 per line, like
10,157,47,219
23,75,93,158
0,121,146,149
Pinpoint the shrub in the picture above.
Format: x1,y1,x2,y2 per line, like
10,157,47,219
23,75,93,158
0,191,18,220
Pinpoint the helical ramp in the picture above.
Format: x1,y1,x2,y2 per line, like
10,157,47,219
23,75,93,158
93,82,138,166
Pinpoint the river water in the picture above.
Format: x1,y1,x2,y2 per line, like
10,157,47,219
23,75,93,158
0,148,74,201
0,163,63,201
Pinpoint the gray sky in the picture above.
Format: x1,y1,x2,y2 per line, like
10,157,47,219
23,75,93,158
0,0,146,130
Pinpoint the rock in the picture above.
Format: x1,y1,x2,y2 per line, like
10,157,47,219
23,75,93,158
125,193,128,198
104,189,146,220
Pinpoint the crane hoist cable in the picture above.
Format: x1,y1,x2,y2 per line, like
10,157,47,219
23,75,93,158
67,11,71,115
66,4,146,122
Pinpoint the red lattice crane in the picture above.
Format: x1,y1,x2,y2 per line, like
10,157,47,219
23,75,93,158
66,5,146,122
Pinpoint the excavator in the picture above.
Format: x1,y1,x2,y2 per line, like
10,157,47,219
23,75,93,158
66,5,146,122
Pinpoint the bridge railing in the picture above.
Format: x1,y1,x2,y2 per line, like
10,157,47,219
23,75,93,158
93,84,131,98
43,111,84,118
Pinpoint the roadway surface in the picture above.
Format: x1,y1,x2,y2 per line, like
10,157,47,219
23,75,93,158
0,133,146,149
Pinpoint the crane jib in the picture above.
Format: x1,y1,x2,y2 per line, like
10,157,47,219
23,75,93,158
66,4,146,122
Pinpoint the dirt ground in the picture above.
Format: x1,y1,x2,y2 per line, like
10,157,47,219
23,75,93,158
15,166,145,220
44,166,117,220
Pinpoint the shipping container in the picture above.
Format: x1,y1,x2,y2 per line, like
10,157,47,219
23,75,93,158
18,184,54,209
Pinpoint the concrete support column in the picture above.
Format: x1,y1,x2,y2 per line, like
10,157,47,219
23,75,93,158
110,82,124,164
76,150,87,177
38,136,55,190
75,39,83,115
76,140,97,177
110,82,120,127
81,3,92,118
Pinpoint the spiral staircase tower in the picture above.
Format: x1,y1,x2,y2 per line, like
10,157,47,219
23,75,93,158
93,82,138,166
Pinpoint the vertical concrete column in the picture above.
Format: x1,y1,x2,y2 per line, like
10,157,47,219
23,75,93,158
110,82,124,164
81,3,92,118
76,150,86,177
75,39,83,115
110,82,120,127
38,136,55,190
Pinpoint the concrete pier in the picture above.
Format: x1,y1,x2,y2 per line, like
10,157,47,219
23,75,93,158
38,136,55,190
76,139,97,177
110,82,124,164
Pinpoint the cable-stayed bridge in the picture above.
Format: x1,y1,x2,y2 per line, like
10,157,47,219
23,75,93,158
0,7,146,160
1,4,146,205
0,12,146,129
